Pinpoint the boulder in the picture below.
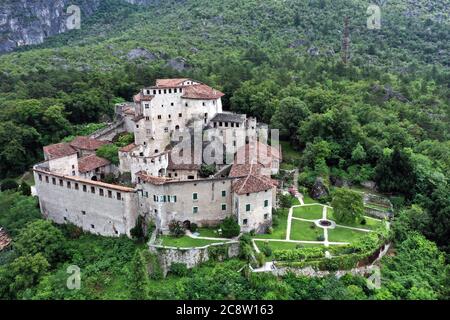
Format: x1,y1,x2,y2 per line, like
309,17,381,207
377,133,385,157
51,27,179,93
310,177,329,199
126,48,158,61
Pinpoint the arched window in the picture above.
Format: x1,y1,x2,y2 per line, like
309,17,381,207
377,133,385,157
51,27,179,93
175,125,180,131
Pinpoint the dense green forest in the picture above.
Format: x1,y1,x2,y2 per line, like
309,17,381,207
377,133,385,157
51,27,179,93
0,0,449,300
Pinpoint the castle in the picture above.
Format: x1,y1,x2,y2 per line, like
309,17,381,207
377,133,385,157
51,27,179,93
33,79,281,237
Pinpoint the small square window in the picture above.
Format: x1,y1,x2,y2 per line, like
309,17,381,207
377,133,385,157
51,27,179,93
52,178,56,185
171,102,174,106
243,219,248,225
179,113,182,117
83,185,87,192
158,115,162,119
99,189,104,196
264,213,269,220
91,187,95,194
264,200,269,207
246,204,251,212
67,181,71,188
221,204,227,211
192,193,198,201
59,179,63,186
117,192,122,200
82,211,86,215
193,206,198,214
222,190,226,197
91,224,95,229
45,176,49,183
75,183,79,190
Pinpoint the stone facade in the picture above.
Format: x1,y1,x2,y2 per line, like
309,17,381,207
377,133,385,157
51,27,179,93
33,79,281,238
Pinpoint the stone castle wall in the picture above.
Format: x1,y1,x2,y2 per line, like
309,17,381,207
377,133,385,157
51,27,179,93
34,168,139,237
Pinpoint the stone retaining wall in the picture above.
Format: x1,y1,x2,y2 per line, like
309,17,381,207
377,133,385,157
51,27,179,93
149,241,240,276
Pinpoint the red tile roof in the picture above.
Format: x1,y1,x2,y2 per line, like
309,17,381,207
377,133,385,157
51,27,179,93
123,106,135,115
232,174,276,195
0,228,11,251
34,167,135,192
78,154,111,173
182,84,225,100
43,143,77,160
156,78,191,87
133,92,154,103
70,136,108,151
229,163,265,178
119,143,137,153
136,171,171,185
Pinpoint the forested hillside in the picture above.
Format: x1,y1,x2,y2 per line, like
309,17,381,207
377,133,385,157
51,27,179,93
0,0,448,300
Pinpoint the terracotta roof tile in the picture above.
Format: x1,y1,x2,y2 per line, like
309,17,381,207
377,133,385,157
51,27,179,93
229,163,265,178
43,143,77,160
78,155,111,173
136,171,171,185
33,167,134,192
119,143,137,152
182,84,224,100
133,92,154,103
70,136,108,151
155,78,190,87
232,174,276,195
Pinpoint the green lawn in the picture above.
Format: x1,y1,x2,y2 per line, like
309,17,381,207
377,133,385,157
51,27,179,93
327,227,367,243
254,209,288,240
160,235,226,248
290,220,323,241
292,205,324,220
197,228,223,238
255,240,322,251
302,195,317,204
327,208,384,230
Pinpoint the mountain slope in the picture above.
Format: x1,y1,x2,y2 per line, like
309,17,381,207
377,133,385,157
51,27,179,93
0,0,449,72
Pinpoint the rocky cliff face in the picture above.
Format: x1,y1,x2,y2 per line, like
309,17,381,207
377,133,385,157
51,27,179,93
0,0,162,54
0,0,102,53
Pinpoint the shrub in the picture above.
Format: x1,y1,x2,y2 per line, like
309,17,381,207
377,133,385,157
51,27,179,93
18,182,31,196
96,144,119,165
220,217,240,238
266,227,273,235
240,233,252,245
278,193,294,208
261,244,273,257
199,164,217,177
170,262,188,276
273,247,325,261
249,229,256,236
168,220,185,237
1,179,18,192
130,215,148,242
360,218,367,225
272,215,279,227
190,223,198,233
317,234,325,241
256,252,266,267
